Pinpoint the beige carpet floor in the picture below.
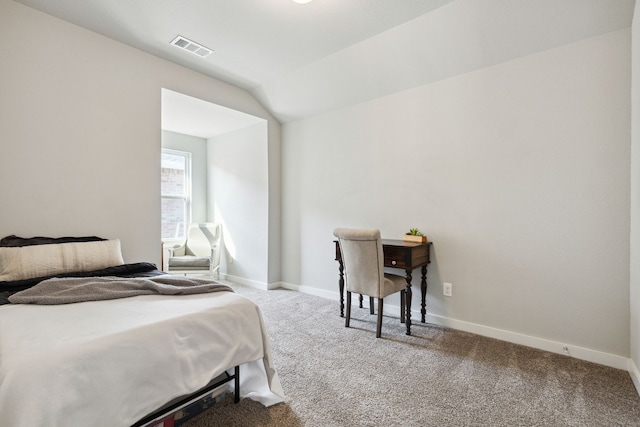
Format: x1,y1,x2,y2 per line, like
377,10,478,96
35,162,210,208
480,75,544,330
182,284,640,427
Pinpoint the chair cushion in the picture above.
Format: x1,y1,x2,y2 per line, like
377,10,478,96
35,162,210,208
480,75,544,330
168,256,211,268
382,273,406,297
184,224,220,257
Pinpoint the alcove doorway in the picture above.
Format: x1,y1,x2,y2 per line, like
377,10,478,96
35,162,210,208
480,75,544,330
161,88,268,282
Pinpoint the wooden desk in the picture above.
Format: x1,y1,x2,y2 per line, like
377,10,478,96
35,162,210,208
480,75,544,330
334,239,432,335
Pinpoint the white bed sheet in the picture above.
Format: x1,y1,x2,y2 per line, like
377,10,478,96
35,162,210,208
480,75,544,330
0,291,285,427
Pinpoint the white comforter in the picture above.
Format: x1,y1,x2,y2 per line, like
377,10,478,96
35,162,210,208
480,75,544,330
0,291,285,427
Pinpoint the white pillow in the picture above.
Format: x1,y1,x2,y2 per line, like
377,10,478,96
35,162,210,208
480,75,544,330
0,239,124,281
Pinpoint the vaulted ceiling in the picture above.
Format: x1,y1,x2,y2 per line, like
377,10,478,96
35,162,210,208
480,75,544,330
14,0,636,124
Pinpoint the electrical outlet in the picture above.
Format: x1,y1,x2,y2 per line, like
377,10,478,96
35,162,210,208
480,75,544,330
443,282,453,297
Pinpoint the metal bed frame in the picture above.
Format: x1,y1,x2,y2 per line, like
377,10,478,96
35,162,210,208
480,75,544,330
132,366,240,427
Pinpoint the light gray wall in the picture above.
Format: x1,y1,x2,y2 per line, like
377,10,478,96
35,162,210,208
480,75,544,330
281,29,631,358
630,3,640,389
161,131,208,225
1,0,635,373
207,123,269,284
0,0,281,272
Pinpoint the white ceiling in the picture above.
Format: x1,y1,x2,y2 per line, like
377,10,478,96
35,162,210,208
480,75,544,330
14,0,453,89
14,0,636,126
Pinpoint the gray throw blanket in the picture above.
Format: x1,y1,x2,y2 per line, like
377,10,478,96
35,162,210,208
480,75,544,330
8,275,233,305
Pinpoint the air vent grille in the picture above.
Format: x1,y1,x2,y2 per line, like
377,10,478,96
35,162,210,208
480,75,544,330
170,36,212,58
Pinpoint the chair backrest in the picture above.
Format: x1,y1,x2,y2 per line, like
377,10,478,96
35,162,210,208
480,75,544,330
333,228,384,298
185,223,221,257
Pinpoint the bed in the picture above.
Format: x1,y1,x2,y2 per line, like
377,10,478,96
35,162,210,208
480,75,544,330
0,235,285,427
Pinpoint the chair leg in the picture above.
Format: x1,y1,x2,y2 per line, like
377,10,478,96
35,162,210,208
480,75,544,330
400,290,406,323
369,296,375,314
376,298,383,338
346,292,352,328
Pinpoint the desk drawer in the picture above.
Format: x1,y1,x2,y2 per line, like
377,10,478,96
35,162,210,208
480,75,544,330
384,245,429,269
336,240,430,269
384,246,409,268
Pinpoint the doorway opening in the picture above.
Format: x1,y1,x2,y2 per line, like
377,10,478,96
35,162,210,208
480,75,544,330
160,88,269,281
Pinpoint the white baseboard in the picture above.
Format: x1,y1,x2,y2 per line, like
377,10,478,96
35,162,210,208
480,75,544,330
275,282,631,373
220,273,269,290
630,359,640,395
424,313,629,370
278,280,337,299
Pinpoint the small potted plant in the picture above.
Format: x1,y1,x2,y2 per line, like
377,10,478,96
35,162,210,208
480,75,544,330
403,228,427,243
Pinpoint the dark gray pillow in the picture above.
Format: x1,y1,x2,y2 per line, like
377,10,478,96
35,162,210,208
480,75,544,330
0,235,105,247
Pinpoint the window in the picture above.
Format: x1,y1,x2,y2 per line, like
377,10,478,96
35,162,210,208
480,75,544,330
161,149,191,240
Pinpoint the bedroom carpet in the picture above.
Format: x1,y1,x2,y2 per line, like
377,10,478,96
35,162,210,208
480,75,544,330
182,284,640,427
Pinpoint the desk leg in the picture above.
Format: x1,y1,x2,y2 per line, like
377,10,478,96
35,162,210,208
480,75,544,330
338,260,345,317
421,265,428,323
404,269,412,335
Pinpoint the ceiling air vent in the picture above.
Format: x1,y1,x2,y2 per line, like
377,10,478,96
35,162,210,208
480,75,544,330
170,35,212,58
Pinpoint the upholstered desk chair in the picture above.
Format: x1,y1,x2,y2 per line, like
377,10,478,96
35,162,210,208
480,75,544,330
333,228,406,338
163,223,221,278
